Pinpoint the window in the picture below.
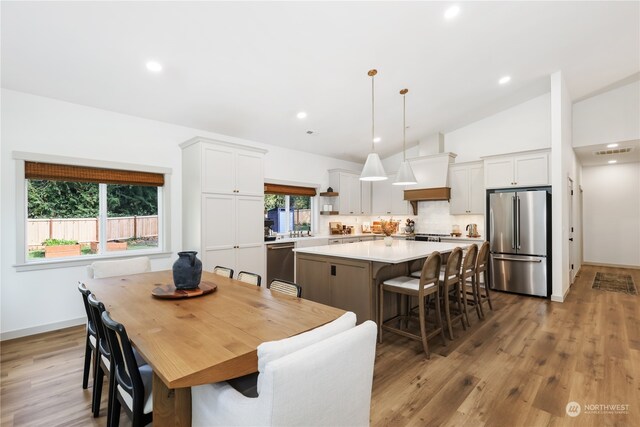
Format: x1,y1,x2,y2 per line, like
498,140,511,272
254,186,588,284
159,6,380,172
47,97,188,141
264,184,316,235
24,161,164,261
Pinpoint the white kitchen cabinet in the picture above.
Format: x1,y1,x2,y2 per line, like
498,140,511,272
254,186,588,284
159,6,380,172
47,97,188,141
329,170,369,215
484,150,549,189
449,162,484,215
201,143,264,196
181,137,267,278
371,174,411,215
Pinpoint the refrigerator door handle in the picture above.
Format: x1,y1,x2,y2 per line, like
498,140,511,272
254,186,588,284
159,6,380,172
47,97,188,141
516,196,521,249
492,256,542,263
512,196,517,249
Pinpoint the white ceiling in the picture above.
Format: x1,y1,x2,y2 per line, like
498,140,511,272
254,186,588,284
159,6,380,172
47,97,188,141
575,140,640,167
2,1,639,162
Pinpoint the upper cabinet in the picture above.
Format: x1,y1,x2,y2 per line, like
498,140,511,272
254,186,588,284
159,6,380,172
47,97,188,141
200,143,264,196
371,174,412,215
329,170,371,215
483,150,549,189
449,162,484,215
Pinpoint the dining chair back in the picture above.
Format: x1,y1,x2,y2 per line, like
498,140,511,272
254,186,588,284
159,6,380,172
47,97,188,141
78,282,96,390
192,319,377,427
213,266,234,279
237,271,262,286
101,311,153,427
268,279,302,297
87,256,151,279
87,294,112,419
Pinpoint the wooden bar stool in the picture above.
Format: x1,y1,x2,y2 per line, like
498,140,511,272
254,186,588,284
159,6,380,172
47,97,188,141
441,247,466,340
461,244,480,322
379,252,446,358
475,242,494,318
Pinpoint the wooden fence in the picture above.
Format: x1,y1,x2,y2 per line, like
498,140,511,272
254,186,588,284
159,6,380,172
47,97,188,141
28,215,158,248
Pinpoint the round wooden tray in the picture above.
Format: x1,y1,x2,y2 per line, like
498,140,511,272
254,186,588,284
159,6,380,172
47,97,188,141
152,281,217,299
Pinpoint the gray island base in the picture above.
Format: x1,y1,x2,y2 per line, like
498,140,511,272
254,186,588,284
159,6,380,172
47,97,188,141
294,240,469,323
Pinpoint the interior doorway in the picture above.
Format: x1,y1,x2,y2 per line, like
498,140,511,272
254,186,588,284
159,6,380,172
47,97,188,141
568,177,576,284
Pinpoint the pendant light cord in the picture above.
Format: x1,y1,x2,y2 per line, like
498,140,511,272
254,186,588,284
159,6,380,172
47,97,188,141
371,72,375,152
400,88,409,161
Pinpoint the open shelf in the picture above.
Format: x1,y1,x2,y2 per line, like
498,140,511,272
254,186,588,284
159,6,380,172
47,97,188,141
319,192,339,197
320,211,339,215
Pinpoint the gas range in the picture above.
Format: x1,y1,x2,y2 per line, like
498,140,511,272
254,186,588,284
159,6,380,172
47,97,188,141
413,233,450,242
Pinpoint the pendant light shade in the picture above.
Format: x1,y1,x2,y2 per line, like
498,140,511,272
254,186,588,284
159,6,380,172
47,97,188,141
361,153,388,181
360,69,388,181
393,88,417,186
395,160,417,185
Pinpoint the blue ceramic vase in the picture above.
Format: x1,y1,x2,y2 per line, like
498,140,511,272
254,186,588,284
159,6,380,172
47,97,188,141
172,251,202,290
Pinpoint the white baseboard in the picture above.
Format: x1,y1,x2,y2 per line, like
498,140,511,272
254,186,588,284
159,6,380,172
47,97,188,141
551,284,571,303
1,317,85,341
582,262,640,270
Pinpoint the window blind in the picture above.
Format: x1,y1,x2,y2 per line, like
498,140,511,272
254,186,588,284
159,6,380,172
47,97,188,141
25,162,165,187
264,183,317,196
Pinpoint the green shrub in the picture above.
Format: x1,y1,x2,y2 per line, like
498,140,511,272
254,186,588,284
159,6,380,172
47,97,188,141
42,238,79,246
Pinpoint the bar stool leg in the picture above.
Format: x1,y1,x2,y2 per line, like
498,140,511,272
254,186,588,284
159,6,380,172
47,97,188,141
460,280,471,327
435,287,447,346
443,285,454,340
378,284,384,343
418,293,430,358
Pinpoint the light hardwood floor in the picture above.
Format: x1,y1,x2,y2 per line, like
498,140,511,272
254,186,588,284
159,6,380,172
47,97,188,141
1,264,638,426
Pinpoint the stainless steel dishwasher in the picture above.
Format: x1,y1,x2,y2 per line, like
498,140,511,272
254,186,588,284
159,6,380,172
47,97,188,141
266,242,295,284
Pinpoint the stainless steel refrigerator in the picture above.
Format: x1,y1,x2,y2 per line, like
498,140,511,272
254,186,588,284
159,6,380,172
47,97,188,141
488,189,551,297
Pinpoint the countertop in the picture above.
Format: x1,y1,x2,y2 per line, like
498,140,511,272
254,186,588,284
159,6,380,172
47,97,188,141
293,240,470,264
264,233,407,245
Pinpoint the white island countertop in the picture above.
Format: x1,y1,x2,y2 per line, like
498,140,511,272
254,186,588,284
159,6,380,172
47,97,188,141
293,240,471,264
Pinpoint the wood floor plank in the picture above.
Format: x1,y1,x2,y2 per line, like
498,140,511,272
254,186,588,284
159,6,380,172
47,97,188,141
1,264,639,426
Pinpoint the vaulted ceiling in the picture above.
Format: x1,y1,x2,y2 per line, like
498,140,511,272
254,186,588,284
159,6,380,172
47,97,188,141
2,1,639,162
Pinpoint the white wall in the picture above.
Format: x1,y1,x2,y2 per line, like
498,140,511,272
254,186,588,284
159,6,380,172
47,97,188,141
573,80,640,147
444,93,552,163
550,71,582,302
582,163,640,267
0,89,362,339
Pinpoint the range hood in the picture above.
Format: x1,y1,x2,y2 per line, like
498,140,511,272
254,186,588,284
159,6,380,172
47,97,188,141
402,152,456,215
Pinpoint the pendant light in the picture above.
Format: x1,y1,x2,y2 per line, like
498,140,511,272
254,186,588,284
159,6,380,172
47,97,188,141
360,69,388,181
393,88,417,185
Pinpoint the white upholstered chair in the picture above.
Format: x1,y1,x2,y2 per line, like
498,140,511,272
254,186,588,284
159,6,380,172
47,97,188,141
192,312,377,427
87,256,151,279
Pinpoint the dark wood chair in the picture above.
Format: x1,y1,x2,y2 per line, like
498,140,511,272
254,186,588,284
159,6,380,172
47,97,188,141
213,265,234,278
101,311,153,427
78,282,97,390
86,294,112,420
440,247,466,340
379,252,446,358
237,271,262,286
268,279,302,297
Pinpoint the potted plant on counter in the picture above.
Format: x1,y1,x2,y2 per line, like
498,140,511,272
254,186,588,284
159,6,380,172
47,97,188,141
43,238,81,258
380,219,397,246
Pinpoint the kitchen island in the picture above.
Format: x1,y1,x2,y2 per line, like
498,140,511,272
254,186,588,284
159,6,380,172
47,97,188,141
294,240,470,323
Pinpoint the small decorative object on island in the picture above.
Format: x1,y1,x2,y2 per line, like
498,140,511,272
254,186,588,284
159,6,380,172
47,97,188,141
380,219,396,246
404,218,415,234
172,251,202,290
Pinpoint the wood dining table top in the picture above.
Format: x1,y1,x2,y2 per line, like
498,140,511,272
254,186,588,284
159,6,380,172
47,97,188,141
85,270,346,389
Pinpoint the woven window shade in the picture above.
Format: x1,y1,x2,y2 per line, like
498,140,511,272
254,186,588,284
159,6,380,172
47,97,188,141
25,162,164,187
264,183,317,196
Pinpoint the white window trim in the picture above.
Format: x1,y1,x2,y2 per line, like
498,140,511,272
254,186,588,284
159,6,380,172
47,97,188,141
12,152,172,271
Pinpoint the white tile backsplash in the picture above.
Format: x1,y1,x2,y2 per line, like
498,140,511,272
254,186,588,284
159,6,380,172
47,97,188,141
318,201,485,238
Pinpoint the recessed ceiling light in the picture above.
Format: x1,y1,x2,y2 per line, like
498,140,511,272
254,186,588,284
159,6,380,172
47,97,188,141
296,112,307,119
608,160,617,164
499,76,511,85
373,137,381,143
607,143,618,148
146,61,163,73
444,5,460,20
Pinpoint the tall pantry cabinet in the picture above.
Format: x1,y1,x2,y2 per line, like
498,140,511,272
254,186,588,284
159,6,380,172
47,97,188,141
181,137,267,278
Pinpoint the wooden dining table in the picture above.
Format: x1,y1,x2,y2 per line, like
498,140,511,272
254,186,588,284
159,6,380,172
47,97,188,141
85,270,345,427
